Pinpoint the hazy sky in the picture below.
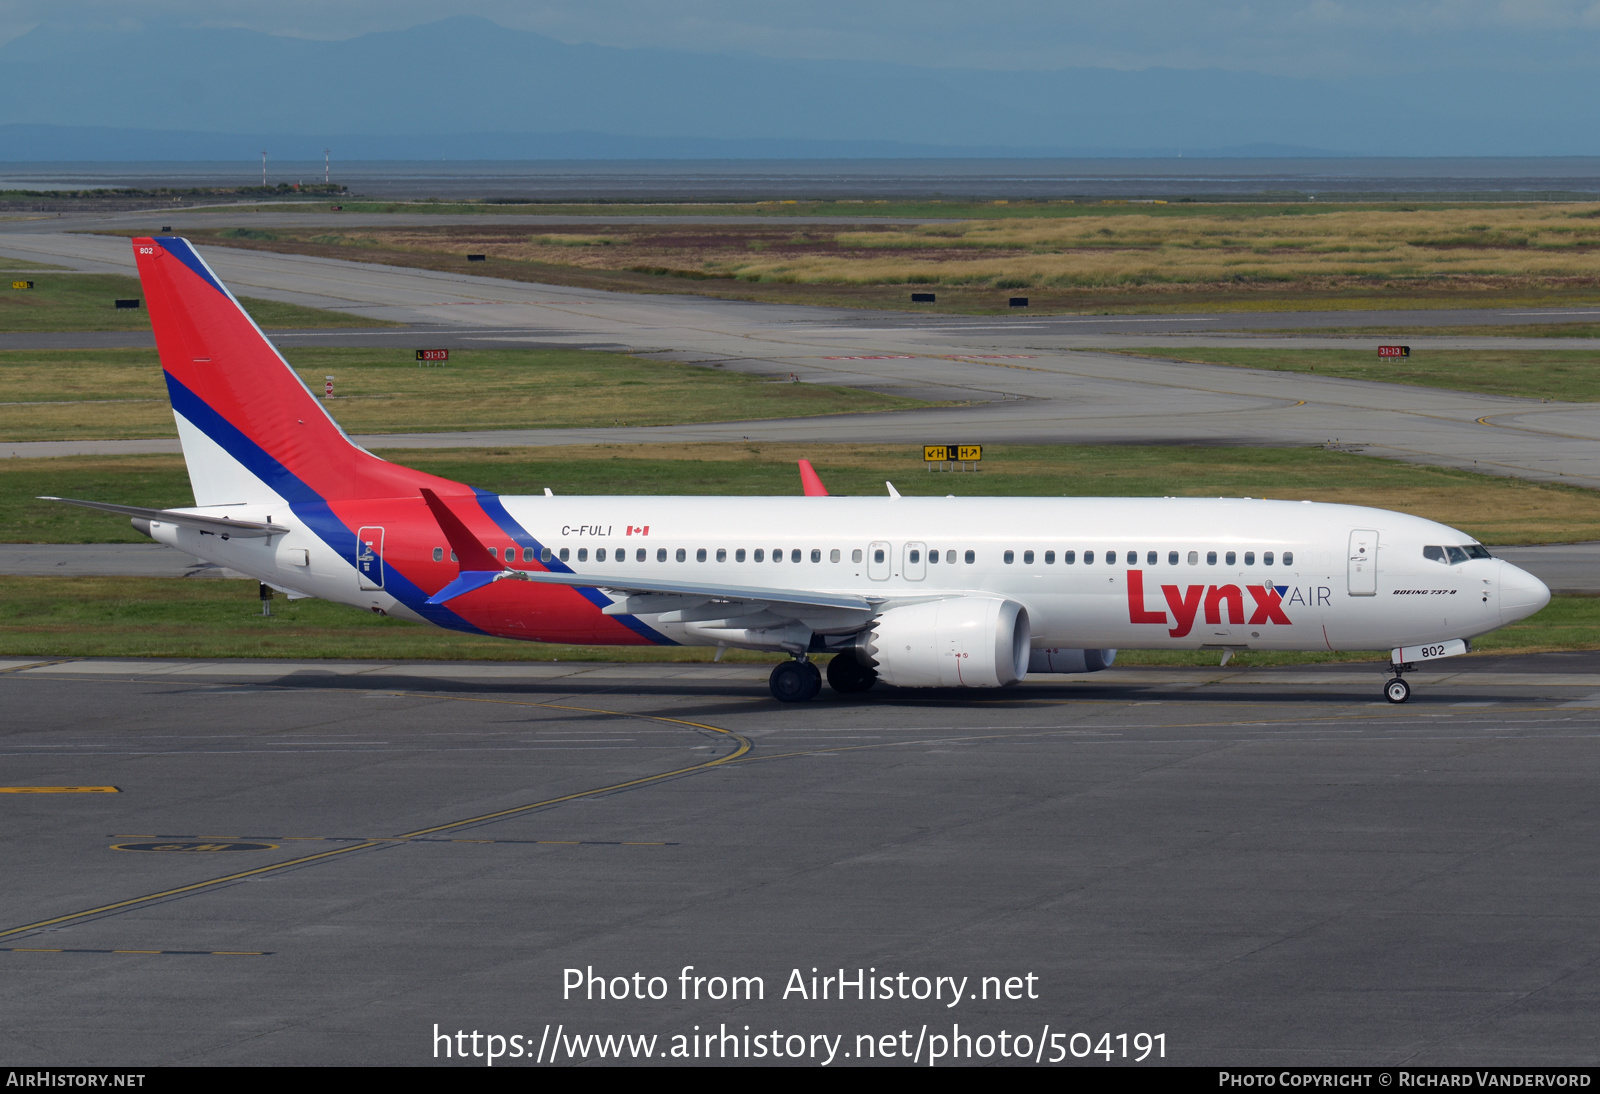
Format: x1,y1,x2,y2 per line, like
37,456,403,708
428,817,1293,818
6,0,1600,76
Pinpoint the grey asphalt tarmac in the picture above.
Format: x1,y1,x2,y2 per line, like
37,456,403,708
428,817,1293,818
3,221,1600,489
2,653,1598,1065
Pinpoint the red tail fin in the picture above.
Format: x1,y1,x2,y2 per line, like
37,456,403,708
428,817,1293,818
132,236,464,505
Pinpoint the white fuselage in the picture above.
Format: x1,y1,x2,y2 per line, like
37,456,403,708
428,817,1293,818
148,495,1551,656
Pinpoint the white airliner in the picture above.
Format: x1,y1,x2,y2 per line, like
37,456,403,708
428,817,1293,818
47,237,1552,704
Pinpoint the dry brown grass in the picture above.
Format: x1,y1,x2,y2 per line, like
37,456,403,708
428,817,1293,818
260,206,1600,292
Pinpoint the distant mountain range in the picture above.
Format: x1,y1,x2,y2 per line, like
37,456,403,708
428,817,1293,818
0,16,1595,159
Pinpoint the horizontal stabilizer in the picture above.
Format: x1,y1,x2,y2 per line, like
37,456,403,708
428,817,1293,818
39,497,289,538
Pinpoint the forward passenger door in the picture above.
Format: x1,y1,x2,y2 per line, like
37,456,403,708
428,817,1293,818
1348,529,1377,596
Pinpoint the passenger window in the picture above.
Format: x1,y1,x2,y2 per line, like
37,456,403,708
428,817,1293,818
657,548,667,562
791,549,801,563
717,548,727,562
774,548,784,563
1225,551,1236,565
736,548,746,562
874,548,885,564
487,547,497,559
1168,551,1178,566
754,549,765,562
542,547,553,563
675,548,686,562
1147,551,1157,565
910,549,922,564
1003,550,1014,564
1264,551,1273,565
450,551,457,562
946,550,956,564
697,548,707,562
433,547,443,561
1206,551,1217,565
965,550,975,564
929,550,939,565
1244,551,1254,565
577,548,587,562
636,548,645,562
1023,550,1033,564
1064,550,1075,564
1283,551,1294,566
1044,551,1055,564
811,549,821,563
830,549,840,563
614,549,625,564
1084,550,1095,564
1446,546,1468,565
596,548,607,562
1106,550,1116,564
852,549,863,563
1187,551,1199,565
559,548,570,562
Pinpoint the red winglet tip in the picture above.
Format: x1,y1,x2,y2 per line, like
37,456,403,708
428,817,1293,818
798,459,829,497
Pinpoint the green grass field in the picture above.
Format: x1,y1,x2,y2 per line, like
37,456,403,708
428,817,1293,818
0,347,937,442
8,442,1600,545
0,576,1588,664
1101,347,1600,402
0,272,395,332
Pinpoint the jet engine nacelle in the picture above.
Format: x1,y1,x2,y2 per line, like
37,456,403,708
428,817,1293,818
1028,647,1117,674
860,597,1030,688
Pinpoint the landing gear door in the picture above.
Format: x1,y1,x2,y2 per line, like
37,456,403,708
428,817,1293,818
867,541,892,581
356,526,385,591
1347,529,1377,596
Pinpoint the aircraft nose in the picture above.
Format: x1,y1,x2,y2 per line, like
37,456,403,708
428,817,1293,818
1499,561,1551,625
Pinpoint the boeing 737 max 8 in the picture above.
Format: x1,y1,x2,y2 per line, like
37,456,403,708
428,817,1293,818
46,238,1552,703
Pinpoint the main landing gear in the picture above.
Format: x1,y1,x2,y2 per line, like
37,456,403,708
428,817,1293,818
1384,662,1414,704
769,653,880,702
769,658,822,703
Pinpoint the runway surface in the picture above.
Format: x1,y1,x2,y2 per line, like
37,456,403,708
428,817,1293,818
2,653,1598,1065
3,220,1600,489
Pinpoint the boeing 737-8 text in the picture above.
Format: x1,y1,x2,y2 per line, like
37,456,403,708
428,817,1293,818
46,238,1552,703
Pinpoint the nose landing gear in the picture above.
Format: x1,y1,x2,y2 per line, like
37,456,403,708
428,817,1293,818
1384,661,1414,704
769,658,822,702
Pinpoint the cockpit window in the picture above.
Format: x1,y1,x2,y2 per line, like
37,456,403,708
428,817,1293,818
1446,546,1470,564
1466,545,1492,559
1423,546,1446,563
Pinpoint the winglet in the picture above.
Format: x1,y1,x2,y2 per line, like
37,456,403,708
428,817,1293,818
420,488,506,603
797,459,829,497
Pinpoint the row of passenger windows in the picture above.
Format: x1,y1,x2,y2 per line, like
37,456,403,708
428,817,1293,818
999,548,1293,567
1423,544,1492,564
429,544,1295,567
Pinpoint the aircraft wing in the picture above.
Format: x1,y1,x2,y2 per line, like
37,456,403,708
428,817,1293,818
440,567,877,616
419,487,877,616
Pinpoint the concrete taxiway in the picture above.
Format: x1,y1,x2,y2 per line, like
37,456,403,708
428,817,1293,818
3,225,1600,489
2,653,1598,1065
